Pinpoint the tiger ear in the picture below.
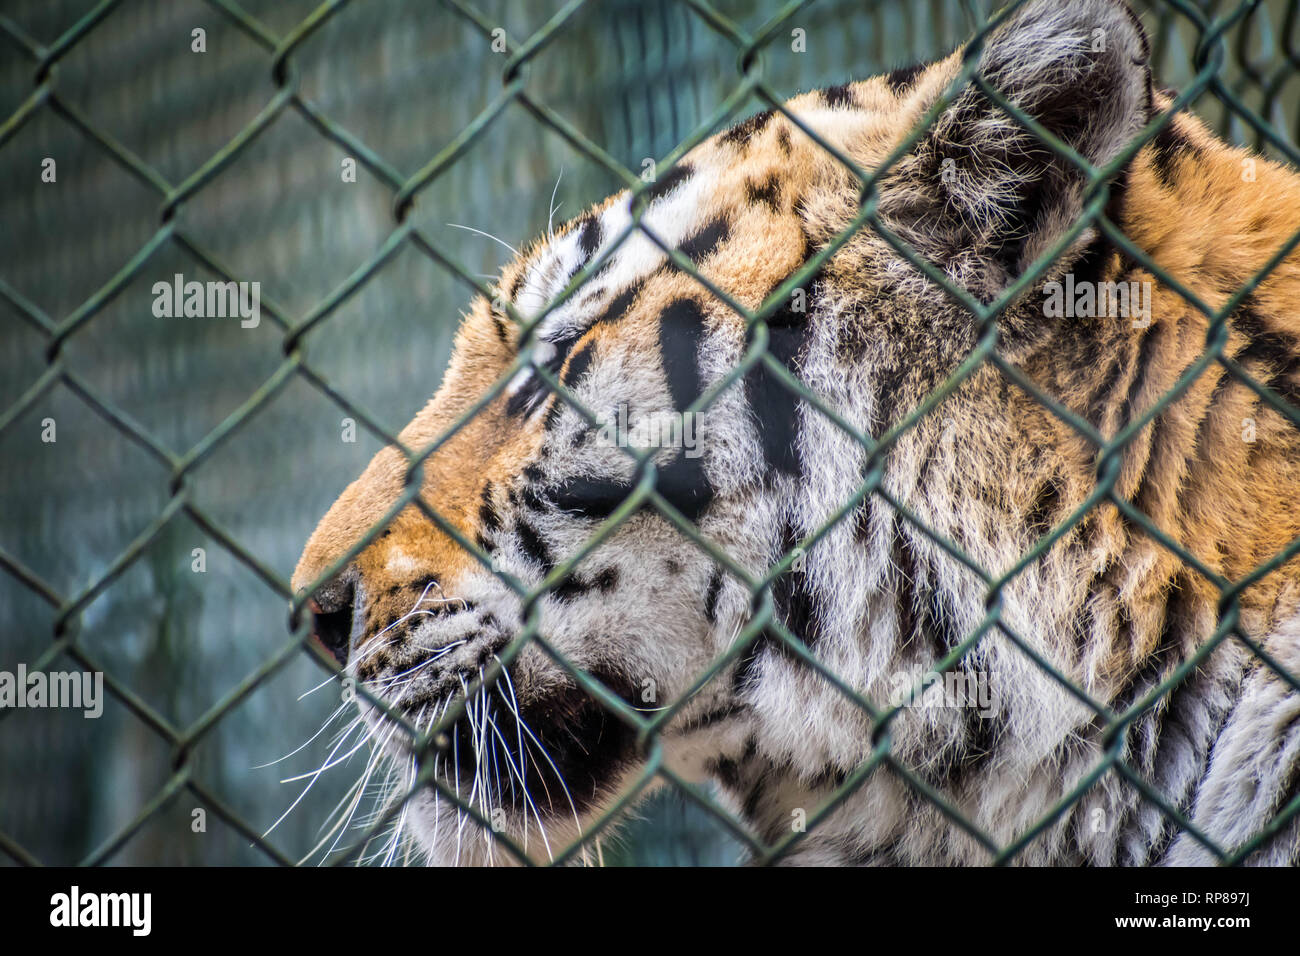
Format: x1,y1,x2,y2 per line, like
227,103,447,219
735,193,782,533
881,0,1153,293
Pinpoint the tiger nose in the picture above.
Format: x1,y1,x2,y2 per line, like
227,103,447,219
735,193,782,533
307,569,358,666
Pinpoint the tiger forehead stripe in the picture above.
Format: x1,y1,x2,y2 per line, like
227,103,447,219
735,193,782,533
498,159,730,421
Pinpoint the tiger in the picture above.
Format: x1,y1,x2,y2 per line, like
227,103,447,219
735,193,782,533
291,0,1300,865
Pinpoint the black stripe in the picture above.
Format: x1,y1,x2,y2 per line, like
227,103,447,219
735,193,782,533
720,109,773,146
505,383,539,418
560,341,595,389
704,567,723,623
743,286,812,477
645,163,693,203
713,737,758,790
772,564,821,647
1071,602,1097,662
1068,233,1118,295
1267,369,1300,409
742,778,766,823
549,574,592,602
1086,355,1124,428
655,451,714,523
1025,478,1062,538
708,753,744,790
1119,324,1160,427
1233,306,1300,408
576,214,602,263
678,704,740,735
963,702,1000,770
883,62,927,94
542,394,566,432
1148,120,1203,190
514,521,554,573
658,298,705,413
1190,366,1235,453
507,329,585,419
676,216,730,263
594,281,643,327
806,762,850,789
477,485,500,532
733,633,776,694
916,678,1001,790
652,296,716,522
745,174,781,211
520,483,546,513
891,520,919,641
770,523,823,647
894,524,961,660
1103,157,1134,227
1235,308,1299,371
507,352,565,418
1108,607,1177,717
822,83,855,107
545,476,634,520
545,463,711,523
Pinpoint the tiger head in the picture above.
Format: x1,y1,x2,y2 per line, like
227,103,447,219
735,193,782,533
291,0,1180,864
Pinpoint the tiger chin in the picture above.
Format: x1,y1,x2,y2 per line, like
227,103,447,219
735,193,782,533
293,0,1300,866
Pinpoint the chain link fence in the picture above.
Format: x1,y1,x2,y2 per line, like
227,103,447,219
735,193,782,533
1,0,1298,866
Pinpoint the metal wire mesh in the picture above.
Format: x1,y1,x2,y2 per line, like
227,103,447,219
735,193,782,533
2,0,1299,866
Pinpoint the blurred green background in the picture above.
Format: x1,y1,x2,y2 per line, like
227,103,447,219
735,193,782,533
1,0,1296,865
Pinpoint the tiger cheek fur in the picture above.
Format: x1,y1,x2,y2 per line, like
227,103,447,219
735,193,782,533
293,0,1300,866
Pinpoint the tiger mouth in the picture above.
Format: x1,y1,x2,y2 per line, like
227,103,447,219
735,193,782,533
378,663,641,822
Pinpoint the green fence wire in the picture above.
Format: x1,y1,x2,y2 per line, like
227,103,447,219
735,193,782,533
1,0,1299,866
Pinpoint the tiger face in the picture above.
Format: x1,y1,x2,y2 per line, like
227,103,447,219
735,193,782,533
293,0,1300,865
